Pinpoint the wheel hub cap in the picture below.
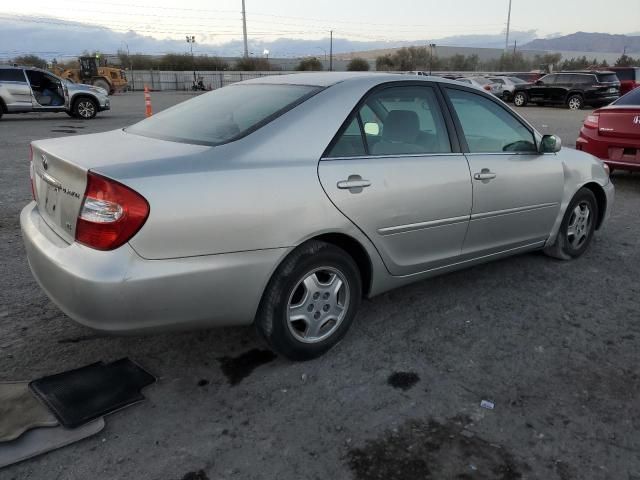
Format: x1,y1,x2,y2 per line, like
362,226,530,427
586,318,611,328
567,202,592,249
78,101,95,118
286,267,349,344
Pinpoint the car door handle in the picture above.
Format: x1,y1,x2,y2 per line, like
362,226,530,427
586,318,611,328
337,175,371,192
473,170,497,181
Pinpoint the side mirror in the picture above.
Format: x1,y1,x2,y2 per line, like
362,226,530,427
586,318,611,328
535,80,543,86
540,134,562,153
364,122,380,136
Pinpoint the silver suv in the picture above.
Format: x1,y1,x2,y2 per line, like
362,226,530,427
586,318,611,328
0,66,110,120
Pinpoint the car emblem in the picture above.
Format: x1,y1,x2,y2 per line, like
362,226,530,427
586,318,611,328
41,154,48,170
634,116,640,125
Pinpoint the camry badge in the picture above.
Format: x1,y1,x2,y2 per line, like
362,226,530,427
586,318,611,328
41,154,48,170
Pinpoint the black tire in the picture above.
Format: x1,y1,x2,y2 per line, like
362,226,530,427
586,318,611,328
255,241,362,361
513,91,528,107
92,78,110,94
567,94,584,110
544,188,598,260
73,97,98,119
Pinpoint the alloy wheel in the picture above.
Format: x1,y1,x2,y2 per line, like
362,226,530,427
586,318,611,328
566,201,592,249
286,267,350,344
568,97,582,110
77,101,96,119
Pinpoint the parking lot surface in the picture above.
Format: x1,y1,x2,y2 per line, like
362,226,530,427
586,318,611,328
1,92,639,480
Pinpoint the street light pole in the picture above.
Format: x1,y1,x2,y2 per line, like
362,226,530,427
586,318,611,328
429,43,436,75
186,35,196,84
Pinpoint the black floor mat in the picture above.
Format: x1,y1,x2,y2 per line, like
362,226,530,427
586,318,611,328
29,359,155,428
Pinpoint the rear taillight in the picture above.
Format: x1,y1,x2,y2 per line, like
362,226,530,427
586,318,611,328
484,85,492,91
75,172,149,251
29,145,36,201
584,113,600,129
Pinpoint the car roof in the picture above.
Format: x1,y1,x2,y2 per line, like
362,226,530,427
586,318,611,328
557,70,616,75
240,72,450,88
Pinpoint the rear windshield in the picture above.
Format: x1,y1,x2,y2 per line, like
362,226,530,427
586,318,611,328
614,87,640,106
126,83,322,145
471,77,491,85
596,73,620,84
613,68,640,81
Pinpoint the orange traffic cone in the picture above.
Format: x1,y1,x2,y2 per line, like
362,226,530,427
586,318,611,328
144,85,153,117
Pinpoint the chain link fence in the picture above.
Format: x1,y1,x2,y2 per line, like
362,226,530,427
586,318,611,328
125,70,296,91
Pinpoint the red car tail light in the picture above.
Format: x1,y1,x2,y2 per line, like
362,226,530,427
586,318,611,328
29,145,37,201
75,172,150,251
484,85,492,91
584,113,600,129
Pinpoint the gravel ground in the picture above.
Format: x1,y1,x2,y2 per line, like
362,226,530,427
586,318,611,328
0,92,639,480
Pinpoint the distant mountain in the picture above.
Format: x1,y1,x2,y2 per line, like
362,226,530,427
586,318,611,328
0,14,539,61
523,32,640,54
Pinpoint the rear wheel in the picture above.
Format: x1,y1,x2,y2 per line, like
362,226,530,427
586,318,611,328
256,241,362,361
544,188,598,260
567,94,584,110
73,98,98,119
513,92,527,107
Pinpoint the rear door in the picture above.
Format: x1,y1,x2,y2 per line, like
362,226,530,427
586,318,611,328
443,86,564,256
319,83,472,276
0,68,32,111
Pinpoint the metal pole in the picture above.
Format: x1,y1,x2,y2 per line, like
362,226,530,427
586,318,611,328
329,30,333,71
505,0,512,52
242,0,249,58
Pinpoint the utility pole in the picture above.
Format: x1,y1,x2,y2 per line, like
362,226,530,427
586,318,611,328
241,0,249,58
329,30,333,71
429,43,436,75
505,0,512,52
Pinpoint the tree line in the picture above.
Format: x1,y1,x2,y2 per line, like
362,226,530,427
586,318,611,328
8,50,640,73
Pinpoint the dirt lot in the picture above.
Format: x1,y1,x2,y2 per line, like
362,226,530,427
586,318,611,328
1,92,639,480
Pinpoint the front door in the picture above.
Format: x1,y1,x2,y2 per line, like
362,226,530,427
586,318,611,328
25,70,66,110
444,87,563,256
319,84,472,276
528,74,556,104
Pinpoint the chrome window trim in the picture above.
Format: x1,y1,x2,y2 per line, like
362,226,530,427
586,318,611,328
320,152,463,161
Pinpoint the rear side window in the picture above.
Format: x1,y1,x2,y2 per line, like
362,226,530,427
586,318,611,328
596,73,620,84
446,88,536,153
0,69,26,82
127,84,321,146
614,87,640,106
327,85,451,157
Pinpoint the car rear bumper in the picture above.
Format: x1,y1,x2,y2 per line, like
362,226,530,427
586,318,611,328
20,202,285,333
577,129,640,171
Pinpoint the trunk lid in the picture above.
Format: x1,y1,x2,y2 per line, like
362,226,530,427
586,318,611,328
31,143,87,243
31,129,210,244
598,107,640,139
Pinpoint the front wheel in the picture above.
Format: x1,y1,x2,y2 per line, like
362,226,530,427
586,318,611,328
256,241,362,361
544,188,598,260
73,98,98,119
513,92,528,107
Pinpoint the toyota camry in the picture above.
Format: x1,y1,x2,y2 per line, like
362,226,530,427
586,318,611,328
21,73,614,360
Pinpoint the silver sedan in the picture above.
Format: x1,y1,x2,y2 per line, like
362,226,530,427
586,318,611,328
21,73,614,360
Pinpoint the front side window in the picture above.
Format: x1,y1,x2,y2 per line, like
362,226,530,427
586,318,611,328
0,69,26,82
446,88,537,153
328,85,451,157
127,84,321,145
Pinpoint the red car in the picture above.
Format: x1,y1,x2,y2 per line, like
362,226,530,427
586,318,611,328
576,87,640,172
610,67,640,95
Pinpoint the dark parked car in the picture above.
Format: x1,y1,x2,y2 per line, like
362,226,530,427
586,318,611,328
610,67,640,95
512,71,620,110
